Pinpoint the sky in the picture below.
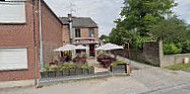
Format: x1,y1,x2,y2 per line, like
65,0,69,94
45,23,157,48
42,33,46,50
44,0,190,36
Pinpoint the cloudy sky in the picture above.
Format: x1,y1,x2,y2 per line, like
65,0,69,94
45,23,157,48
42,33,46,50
44,0,190,36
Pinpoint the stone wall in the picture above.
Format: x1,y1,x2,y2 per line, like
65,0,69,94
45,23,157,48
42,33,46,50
142,41,162,66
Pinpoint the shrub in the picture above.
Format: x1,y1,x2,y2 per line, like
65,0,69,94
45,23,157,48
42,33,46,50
60,63,76,70
163,43,182,55
43,63,93,72
111,60,126,67
81,64,90,70
182,40,190,53
43,65,58,71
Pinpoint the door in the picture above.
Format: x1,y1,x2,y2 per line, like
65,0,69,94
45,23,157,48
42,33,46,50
0,48,28,70
89,44,95,56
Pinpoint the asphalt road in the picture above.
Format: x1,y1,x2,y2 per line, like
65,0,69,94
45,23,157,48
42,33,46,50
1,57,190,94
141,82,190,94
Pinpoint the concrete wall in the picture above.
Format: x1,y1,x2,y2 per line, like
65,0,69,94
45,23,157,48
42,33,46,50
115,41,190,67
161,54,190,67
137,41,190,67
142,41,162,66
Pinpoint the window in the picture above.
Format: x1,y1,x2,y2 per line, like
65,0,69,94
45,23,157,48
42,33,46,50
0,1,26,23
75,28,81,37
89,28,95,37
0,48,28,70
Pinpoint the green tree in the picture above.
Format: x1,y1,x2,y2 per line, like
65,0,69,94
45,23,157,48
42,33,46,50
150,17,188,43
99,35,110,43
109,25,152,49
116,0,177,36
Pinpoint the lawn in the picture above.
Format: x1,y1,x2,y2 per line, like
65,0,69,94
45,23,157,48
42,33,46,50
166,63,190,71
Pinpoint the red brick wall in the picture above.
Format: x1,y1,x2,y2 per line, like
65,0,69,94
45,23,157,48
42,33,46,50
0,2,39,81
62,25,70,45
41,2,63,64
72,27,99,41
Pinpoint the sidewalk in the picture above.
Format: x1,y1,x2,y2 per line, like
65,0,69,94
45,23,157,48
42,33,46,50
0,80,35,89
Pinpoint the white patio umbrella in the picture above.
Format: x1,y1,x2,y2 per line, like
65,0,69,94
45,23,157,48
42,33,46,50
54,44,77,60
75,45,88,50
54,44,76,51
95,43,123,51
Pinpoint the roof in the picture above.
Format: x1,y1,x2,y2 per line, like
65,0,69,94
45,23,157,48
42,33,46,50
59,17,98,28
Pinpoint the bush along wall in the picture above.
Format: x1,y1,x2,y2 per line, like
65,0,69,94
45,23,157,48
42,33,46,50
110,61,127,73
40,63,95,78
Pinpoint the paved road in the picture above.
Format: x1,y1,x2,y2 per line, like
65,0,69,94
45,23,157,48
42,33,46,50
1,57,190,94
142,82,190,94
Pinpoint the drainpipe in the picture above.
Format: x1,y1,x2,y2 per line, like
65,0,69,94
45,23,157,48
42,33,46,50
38,0,43,70
32,0,38,86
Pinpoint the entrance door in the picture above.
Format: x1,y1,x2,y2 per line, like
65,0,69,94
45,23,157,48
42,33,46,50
89,44,95,56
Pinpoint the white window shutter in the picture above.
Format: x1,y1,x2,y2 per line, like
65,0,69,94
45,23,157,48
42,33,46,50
0,48,28,70
0,1,26,23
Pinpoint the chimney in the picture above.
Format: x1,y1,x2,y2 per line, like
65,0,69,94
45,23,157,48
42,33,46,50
68,14,72,22
68,14,73,43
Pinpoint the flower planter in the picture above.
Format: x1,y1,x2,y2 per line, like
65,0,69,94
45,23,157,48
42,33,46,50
48,71,56,77
75,68,83,75
82,69,89,75
56,71,63,77
69,68,76,76
110,64,127,73
62,69,69,76
89,67,95,74
40,72,48,78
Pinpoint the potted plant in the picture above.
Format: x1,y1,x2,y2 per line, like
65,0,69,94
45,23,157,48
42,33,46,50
61,63,70,76
89,66,95,74
48,65,57,77
40,65,50,78
75,65,83,75
81,64,89,75
68,63,76,76
56,65,63,77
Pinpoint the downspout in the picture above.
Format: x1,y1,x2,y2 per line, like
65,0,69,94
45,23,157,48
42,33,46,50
38,0,43,70
32,0,38,85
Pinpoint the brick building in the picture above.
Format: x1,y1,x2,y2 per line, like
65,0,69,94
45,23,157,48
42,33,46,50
0,0,63,81
60,15,99,56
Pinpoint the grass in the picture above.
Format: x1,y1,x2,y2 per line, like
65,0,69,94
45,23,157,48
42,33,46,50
166,63,190,71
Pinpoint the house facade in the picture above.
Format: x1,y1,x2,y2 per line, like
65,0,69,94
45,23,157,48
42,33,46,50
60,14,99,56
0,0,63,81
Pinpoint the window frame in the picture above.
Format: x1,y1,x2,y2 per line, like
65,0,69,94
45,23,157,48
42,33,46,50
89,28,95,37
75,28,81,38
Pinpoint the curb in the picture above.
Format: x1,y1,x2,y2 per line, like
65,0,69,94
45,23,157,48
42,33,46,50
39,72,127,86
